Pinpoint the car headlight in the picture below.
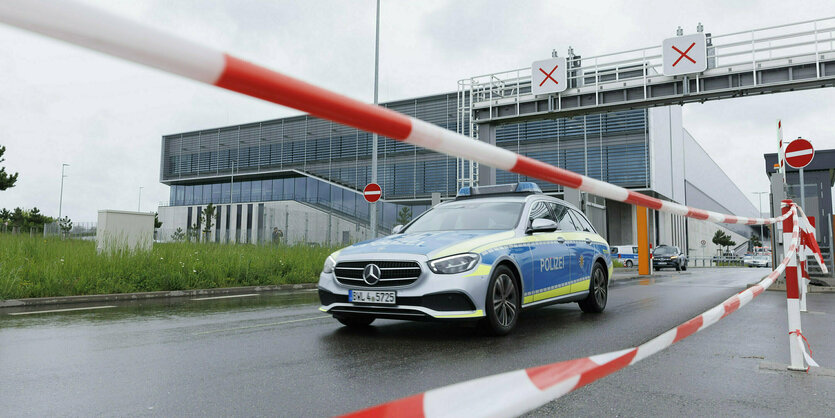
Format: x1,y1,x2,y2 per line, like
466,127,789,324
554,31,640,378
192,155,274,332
669,255,678,259
428,253,479,274
323,255,336,274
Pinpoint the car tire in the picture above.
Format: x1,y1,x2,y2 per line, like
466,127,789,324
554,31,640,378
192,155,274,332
335,315,375,328
625,260,633,268
579,263,607,313
483,265,520,336
682,261,687,271
675,262,681,272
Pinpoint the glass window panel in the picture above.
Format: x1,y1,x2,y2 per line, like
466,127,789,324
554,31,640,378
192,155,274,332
175,185,184,206
305,177,317,203
231,180,241,203
222,182,231,204
262,179,272,201
240,181,251,202
343,189,355,217
273,178,282,200
212,183,222,204
185,185,194,205
169,186,175,206
193,184,202,205
318,180,330,205
203,184,212,204
294,177,305,201
331,186,342,212
251,180,262,202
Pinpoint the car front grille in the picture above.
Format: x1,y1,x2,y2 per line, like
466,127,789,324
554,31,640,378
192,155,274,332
334,260,422,288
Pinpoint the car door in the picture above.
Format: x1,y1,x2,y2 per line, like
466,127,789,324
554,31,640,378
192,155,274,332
526,201,573,303
568,209,598,293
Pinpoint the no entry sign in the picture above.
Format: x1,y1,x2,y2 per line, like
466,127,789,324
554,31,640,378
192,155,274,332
785,138,814,169
363,183,382,203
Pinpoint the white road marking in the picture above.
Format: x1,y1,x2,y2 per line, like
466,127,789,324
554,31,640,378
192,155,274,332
193,315,330,335
8,305,116,315
190,293,259,301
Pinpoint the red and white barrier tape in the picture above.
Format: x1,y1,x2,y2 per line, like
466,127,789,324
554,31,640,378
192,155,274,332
341,207,802,418
0,0,793,227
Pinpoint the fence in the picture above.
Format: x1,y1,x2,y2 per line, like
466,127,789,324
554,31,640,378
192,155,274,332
43,221,97,239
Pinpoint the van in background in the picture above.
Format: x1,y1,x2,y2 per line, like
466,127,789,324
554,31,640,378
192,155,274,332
611,245,639,267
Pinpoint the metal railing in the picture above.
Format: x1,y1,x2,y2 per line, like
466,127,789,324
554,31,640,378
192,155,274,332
460,16,835,116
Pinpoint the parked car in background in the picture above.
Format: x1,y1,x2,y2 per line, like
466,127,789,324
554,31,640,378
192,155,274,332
744,254,771,268
611,245,639,267
652,245,687,271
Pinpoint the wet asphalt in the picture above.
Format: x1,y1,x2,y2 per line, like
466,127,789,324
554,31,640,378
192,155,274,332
1,268,832,417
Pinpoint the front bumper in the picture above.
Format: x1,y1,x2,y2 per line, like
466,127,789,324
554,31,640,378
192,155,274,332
317,254,490,320
652,259,680,267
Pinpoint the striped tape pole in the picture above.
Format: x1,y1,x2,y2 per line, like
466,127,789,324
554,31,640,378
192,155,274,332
782,201,806,371
342,207,802,418
0,0,794,228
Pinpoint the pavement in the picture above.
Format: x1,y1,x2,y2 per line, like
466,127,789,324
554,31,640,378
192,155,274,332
0,268,832,417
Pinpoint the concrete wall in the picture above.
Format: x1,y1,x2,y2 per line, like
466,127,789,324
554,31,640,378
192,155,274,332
158,200,375,245
648,106,686,203
96,210,155,253
686,218,750,259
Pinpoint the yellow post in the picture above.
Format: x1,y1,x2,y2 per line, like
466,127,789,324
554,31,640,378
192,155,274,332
638,206,650,275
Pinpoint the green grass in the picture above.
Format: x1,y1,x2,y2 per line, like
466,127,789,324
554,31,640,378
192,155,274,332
0,234,337,300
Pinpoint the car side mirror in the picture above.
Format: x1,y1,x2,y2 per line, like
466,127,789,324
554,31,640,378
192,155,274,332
527,218,558,234
391,225,404,234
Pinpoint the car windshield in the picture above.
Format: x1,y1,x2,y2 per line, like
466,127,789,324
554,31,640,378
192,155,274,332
404,201,524,233
653,246,676,255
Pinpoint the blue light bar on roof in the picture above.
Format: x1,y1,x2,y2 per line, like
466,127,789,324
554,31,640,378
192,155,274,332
456,182,542,197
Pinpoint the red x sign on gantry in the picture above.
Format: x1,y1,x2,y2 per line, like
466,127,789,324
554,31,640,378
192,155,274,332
531,57,567,95
662,33,707,76
539,65,559,86
671,42,696,66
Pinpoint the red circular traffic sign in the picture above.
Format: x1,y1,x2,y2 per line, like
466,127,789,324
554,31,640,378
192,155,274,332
785,138,814,169
363,183,382,203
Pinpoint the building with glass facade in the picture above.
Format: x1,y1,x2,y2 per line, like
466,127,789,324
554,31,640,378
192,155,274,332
157,91,760,255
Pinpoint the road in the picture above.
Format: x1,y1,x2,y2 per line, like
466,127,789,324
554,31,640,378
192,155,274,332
1,268,828,417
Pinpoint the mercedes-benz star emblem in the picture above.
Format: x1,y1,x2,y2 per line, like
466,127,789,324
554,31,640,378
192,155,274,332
362,264,381,285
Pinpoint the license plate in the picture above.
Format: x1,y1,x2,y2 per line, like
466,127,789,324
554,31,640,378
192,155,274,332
349,290,396,304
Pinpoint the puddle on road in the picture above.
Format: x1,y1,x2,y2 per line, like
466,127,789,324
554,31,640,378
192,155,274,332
0,290,320,329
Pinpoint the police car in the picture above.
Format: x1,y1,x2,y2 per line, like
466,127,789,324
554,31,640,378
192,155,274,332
317,183,613,335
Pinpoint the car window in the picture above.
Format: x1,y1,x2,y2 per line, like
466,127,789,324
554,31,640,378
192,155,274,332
569,210,595,233
632,246,638,253
404,202,524,232
653,246,676,255
548,203,577,231
611,247,619,255
528,201,556,224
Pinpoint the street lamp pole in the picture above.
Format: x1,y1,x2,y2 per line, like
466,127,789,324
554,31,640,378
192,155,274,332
58,163,69,219
370,0,380,238
138,186,144,211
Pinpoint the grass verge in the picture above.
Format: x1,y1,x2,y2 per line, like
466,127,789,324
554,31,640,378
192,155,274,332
0,234,337,300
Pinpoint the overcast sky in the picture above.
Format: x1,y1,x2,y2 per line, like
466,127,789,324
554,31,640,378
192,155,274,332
1,0,834,222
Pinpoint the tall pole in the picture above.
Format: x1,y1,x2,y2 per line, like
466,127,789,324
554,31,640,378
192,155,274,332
58,163,69,219
370,0,380,238
753,191,768,247
138,186,144,211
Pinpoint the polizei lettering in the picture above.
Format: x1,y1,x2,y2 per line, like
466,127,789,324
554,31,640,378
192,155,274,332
540,256,565,272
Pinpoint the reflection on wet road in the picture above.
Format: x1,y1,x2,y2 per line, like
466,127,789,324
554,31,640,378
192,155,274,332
0,268,768,416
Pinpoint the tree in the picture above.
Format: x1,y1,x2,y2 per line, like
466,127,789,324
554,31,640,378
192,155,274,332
0,208,10,232
712,230,736,254
201,203,216,241
58,216,73,238
0,145,19,191
171,227,186,242
154,212,163,229
396,206,413,225
10,207,25,231
750,234,762,248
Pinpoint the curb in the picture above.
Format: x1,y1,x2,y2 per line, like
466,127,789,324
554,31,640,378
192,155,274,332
0,283,319,308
